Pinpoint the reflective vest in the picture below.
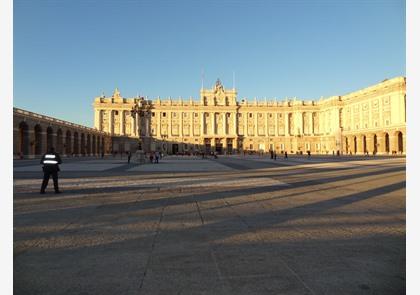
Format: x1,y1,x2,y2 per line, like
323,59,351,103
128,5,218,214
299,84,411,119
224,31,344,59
42,154,58,165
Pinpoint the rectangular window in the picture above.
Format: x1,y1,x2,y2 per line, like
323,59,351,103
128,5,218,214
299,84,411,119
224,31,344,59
162,112,166,117
152,112,155,117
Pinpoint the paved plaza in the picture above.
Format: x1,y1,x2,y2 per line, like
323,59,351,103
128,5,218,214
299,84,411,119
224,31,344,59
13,155,406,295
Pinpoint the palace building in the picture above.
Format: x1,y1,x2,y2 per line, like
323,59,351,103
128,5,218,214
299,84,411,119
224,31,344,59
93,77,406,155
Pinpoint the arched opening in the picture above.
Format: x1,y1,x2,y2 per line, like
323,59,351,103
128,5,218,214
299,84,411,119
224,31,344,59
80,133,86,156
65,130,72,155
385,133,390,153
46,126,54,151
86,134,91,155
373,134,378,154
34,124,43,155
397,132,403,153
345,137,349,154
18,121,29,157
73,132,79,155
92,135,96,155
97,136,101,155
101,137,105,154
362,135,367,154
56,128,63,154
353,137,357,154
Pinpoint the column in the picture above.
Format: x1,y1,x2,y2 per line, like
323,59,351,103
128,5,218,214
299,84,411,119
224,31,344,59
201,112,205,135
244,113,248,136
366,134,374,154
190,112,193,136
180,112,183,137
284,112,289,136
169,112,172,137
223,113,227,135
120,111,124,135
356,135,363,155
135,112,139,137
376,134,385,154
212,112,216,135
275,113,279,136
233,113,237,136
265,113,269,136
389,134,397,154
157,112,161,138
94,109,100,130
108,110,113,135
309,112,313,135
254,113,258,136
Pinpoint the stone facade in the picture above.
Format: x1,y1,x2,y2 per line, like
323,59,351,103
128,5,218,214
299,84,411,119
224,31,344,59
13,108,138,159
93,77,406,155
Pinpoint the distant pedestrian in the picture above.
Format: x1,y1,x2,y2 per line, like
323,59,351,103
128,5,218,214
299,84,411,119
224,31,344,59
40,147,62,194
154,151,159,163
101,151,104,158
307,151,311,158
274,152,277,160
284,151,288,159
149,153,154,163
127,151,132,163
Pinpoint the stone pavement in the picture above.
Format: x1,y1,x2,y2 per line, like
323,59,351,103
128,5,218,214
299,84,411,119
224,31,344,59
13,155,406,295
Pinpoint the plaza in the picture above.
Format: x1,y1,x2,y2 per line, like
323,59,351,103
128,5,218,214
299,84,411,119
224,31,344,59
13,154,405,295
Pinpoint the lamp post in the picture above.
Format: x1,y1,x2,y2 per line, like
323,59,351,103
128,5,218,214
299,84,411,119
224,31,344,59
130,97,145,151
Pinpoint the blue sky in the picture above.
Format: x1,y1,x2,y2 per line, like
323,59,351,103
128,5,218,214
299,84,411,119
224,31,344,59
14,0,405,127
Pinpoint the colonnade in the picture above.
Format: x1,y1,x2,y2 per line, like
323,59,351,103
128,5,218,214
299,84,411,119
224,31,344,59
344,131,405,155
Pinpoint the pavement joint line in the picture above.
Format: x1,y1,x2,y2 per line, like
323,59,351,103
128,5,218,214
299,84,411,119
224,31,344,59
223,196,319,295
138,198,167,294
195,198,232,294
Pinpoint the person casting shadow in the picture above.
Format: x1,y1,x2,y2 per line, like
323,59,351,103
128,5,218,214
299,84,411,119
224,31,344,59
40,147,62,194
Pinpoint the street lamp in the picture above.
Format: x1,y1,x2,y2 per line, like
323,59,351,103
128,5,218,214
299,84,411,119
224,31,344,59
131,97,145,151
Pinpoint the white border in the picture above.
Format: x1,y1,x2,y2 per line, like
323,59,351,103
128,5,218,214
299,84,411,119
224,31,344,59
406,0,419,294
0,0,13,293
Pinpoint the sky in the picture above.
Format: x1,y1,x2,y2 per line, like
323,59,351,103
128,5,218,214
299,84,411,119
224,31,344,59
13,0,406,127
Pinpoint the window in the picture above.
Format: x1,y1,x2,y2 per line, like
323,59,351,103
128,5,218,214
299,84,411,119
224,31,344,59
259,114,262,118
115,111,118,115
249,113,253,118
152,112,155,117
162,112,166,117
194,113,198,117
250,144,253,150
269,114,272,118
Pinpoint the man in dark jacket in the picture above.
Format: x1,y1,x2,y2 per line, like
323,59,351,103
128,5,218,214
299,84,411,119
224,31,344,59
40,147,62,194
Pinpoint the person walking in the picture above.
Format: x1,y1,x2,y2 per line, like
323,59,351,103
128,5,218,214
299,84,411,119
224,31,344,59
40,147,62,194
284,151,288,159
154,151,159,163
127,151,132,163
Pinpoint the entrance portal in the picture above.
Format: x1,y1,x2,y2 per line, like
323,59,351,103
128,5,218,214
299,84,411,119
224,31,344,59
215,143,223,154
397,132,403,153
172,144,179,155
205,144,211,154
227,143,233,154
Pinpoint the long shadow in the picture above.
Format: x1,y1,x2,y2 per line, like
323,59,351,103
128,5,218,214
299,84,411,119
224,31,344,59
14,165,405,200
14,166,405,230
